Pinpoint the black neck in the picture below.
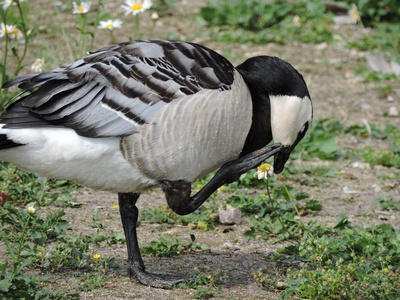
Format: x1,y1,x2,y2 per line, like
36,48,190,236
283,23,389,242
240,91,272,157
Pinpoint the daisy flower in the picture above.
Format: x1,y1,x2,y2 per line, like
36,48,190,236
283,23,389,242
31,58,45,73
98,19,122,30
151,12,159,21
254,163,274,179
348,4,360,24
26,206,37,215
121,0,152,16
1,0,26,10
0,23,22,39
72,1,91,14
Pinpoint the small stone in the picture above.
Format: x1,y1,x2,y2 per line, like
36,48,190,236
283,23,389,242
222,242,240,250
276,281,288,289
219,204,241,225
391,60,400,75
352,162,371,170
366,52,392,74
388,106,399,117
315,42,327,50
187,223,196,230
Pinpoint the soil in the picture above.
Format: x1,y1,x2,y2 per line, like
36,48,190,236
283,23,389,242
5,0,400,299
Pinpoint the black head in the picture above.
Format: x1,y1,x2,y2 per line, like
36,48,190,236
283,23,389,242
237,56,312,174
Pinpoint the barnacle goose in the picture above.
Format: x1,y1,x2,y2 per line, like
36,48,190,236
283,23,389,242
0,40,312,288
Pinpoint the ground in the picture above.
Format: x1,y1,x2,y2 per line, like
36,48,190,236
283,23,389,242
3,0,400,299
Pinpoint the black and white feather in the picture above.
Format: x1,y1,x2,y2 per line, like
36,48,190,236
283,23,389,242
0,40,312,192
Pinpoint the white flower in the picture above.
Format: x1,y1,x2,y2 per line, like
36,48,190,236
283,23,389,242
348,4,360,24
26,206,37,215
121,0,152,16
0,23,22,39
293,15,301,27
31,58,44,73
151,12,159,21
1,0,26,10
98,19,122,30
72,1,91,14
254,163,274,179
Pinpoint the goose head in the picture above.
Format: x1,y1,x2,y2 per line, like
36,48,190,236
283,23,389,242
237,56,313,174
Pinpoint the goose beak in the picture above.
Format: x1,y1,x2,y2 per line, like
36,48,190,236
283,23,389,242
273,146,292,174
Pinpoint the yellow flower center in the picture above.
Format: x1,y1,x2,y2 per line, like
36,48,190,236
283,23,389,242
78,6,85,12
11,29,19,35
258,163,272,173
131,4,143,10
106,24,114,28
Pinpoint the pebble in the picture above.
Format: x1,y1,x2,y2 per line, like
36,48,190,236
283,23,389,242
222,242,241,251
388,106,399,117
352,162,371,170
187,223,196,230
219,204,241,225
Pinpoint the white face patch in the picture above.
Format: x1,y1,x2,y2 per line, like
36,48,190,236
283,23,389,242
270,95,312,146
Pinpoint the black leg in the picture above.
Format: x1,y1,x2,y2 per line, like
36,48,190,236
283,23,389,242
161,143,282,215
118,192,187,289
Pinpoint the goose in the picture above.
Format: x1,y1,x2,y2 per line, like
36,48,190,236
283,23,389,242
0,40,312,288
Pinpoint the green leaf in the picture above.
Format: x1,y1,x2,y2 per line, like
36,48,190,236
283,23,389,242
295,192,310,200
333,212,352,229
305,200,323,211
0,274,12,292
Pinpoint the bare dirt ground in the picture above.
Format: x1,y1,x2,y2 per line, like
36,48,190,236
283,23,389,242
9,0,400,299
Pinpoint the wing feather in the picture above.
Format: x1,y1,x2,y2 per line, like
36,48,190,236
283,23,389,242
1,40,235,138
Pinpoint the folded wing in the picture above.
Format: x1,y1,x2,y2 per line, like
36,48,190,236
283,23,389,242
1,40,235,138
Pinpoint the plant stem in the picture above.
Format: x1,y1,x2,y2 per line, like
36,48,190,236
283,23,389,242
80,14,88,57
12,213,31,279
52,0,74,61
14,1,29,76
89,0,103,52
280,179,307,232
1,10,10,103
266,178,295,240
134,14,140,39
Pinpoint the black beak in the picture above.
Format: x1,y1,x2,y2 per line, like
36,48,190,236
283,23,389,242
273,146,292,174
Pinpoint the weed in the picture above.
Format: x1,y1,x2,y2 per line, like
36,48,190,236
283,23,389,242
0,204,70,245
200,0,333,45
178,269,224,299
0,162,77,207
361,146,400,168
0,205,79,299
141,234,206,257
141,205,217,230
374,196,400,211
0,1,32,106
228,179,319,242
78,255,115,291
292,119,339,161
343,0,400,24
279,215,400,299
